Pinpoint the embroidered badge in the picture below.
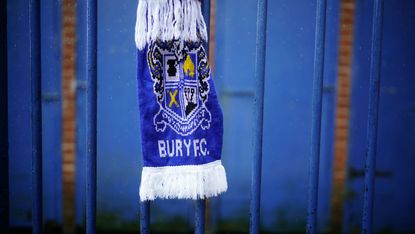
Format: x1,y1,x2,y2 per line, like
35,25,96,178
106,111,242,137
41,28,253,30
147,40,212,136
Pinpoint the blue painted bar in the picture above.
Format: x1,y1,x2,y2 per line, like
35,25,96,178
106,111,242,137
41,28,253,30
306,0,327,233
361,0,384,233
29,0,43,233
195,1,210,234
86,0,98,233
249,0,267,233
41,0,63,225
201,0,211,50
137,43,150,233
75,0,88,227
0,0,9,231
140,201,150,233
195,199,206,234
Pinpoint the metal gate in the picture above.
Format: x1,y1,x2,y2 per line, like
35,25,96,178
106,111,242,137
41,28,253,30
0,0,389,233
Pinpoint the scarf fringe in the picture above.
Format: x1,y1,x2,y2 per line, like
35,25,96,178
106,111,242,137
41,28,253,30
135,0,208,50
139,160,227,201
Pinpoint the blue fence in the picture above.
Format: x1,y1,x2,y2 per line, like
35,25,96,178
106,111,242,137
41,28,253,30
0,0,9,232
29,1,43,233
250,0,267,233
85,1,98,234
4,0,415,233
361,1,384,233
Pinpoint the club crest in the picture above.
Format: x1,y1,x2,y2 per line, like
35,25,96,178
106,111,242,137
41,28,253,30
147,40,212,136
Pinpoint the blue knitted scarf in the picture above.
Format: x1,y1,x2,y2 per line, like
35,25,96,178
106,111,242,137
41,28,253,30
135,0,227,201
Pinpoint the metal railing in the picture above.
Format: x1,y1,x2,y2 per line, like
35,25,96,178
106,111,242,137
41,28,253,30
307,0,327,233
85,0,98,234
5,0,384,233
0,0,9,232
29,0,43,233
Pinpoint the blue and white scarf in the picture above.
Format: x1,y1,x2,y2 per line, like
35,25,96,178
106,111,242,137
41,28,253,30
135,0,227,201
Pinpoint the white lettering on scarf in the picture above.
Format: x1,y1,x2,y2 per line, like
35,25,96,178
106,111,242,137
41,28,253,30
158,138,209,158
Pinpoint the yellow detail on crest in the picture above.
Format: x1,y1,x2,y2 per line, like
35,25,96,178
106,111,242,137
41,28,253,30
183,54,195,78
168,90,179,107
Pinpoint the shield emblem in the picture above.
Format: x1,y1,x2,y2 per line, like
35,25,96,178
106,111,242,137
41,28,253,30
149,40,212,136
163,53,200,120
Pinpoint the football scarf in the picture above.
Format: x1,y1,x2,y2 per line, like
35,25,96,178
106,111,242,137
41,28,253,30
135,0,227,201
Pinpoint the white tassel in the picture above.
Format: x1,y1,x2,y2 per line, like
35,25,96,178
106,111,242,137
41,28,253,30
146,0,153,43
134,0,208,50
135,0,148,50
173,0,182,39
150,0,160,40
139,160,228,201
196,0,207,42
189,0,198,41
182,0,190,41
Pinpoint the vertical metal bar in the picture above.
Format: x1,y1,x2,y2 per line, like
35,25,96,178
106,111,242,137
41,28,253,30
249,0,267,233
195,199,206,234
0,0,9,232
140,201,150,234
306,0,327,233
76,0,88,228
29,0,43,233
194,1,210,234
361,0,384,233
86,0,97,233
201,0,211,49
138,45,150,233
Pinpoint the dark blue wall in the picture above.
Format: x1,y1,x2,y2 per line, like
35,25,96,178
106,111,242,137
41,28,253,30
96,0,142,227
7,0,62,227
215,0,339,232
8,0,32,226
346,0,415,233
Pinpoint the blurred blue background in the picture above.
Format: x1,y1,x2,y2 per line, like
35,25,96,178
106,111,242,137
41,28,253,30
6,0,415,233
